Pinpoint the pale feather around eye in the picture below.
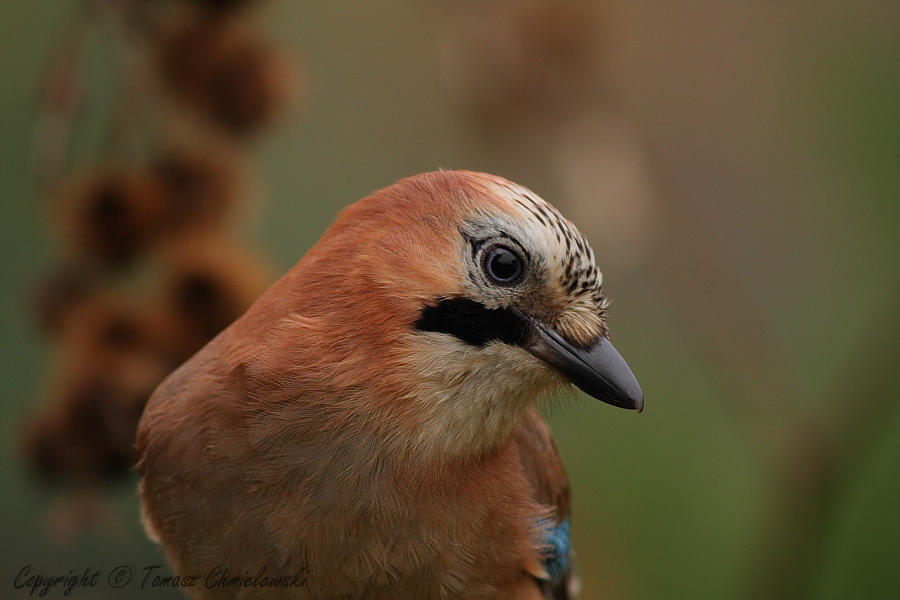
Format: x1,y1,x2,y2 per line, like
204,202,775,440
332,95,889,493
468,179,609,344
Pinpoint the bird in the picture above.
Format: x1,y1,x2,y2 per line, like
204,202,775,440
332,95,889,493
136,170,643,599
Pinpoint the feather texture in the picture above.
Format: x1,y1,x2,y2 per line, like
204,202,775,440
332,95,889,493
138,170,641,598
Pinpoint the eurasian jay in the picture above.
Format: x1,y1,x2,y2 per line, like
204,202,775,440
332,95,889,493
137,170,643,599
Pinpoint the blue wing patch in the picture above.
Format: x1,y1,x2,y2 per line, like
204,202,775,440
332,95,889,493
536,517,572,582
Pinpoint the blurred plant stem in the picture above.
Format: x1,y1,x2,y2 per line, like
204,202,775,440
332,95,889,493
743,280,900,599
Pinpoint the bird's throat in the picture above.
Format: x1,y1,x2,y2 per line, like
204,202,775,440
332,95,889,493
400,331,562,463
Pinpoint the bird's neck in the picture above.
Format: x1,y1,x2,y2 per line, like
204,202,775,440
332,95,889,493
395,334,563,465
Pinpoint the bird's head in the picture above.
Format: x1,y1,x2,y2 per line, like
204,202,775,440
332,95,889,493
243,170,642,460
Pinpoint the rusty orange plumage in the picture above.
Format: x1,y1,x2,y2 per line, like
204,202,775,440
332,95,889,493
137,170,642,599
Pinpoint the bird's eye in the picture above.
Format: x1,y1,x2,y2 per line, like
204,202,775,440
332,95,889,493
482,244,524,285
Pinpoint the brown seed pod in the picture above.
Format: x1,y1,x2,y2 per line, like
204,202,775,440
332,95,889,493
23,350,171,485
54,167,168,267
55,294,169,367
24,293,178,484
158,234,271,362
151,145,248,234
31,262,98,336
156,18,295,138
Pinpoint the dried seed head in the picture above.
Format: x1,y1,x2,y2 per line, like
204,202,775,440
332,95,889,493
159,234,270,361
157,18,296,138
31,263,98,336
152,145,248,233
24,293,175,484
23,352,170,484
55,167,167,267
56,295,167,366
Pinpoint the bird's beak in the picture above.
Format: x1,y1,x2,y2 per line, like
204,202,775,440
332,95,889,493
516,310,644,411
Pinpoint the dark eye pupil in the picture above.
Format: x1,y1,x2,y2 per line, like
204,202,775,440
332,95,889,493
485,246,522,284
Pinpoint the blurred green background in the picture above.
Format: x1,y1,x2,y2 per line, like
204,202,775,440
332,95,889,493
2,1,899,599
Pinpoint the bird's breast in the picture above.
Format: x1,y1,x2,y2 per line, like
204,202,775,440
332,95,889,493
249,423,544,599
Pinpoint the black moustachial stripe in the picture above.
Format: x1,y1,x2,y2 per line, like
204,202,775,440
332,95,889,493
415,298,529,348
